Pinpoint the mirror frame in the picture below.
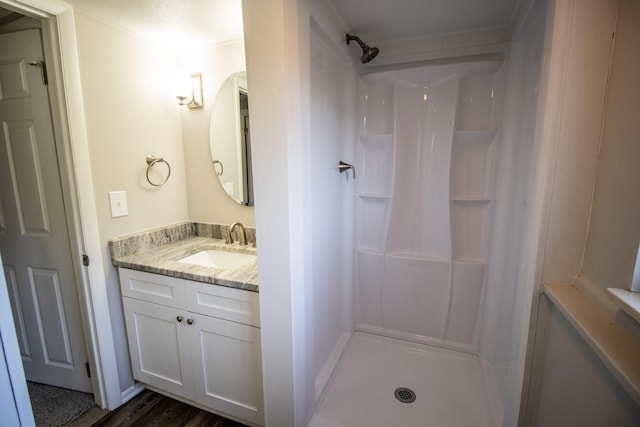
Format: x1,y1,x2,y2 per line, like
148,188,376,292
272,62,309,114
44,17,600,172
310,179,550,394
209,71,254,206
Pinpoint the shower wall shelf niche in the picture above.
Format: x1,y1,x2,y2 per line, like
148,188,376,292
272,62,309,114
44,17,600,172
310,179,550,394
356,132,394,253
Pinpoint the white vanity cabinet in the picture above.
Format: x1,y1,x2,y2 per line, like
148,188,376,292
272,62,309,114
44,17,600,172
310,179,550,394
119,268,263,426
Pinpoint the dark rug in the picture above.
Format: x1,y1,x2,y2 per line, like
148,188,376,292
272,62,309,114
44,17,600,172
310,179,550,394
27,381,96,427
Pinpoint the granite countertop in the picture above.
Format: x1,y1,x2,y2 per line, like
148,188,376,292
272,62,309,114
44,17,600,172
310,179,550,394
111,236,259,292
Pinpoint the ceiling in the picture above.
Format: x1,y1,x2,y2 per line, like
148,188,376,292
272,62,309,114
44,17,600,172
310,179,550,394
61,0,244,45
329,0,522,43
3,0,522,45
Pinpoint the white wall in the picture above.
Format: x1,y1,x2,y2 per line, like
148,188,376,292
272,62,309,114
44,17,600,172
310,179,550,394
477,2,548,424
76,13,189,241
533,299,640,426
309,18,357,402
521,0,640,424
74,12,190,393
533,0,617,286
242,0,314,425
581,0,640,291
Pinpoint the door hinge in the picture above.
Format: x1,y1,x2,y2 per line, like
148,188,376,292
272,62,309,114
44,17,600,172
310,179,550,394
85,362,91,378
82,254,90,266
27,60,48,85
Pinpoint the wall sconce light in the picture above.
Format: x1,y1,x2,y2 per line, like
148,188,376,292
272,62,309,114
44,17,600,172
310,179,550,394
174,72,203,108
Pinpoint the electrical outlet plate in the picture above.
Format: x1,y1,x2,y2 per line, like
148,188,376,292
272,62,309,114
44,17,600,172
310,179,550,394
109,191,128,217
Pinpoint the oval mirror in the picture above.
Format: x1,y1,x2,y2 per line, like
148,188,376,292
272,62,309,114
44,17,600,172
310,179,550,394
210,71,254,206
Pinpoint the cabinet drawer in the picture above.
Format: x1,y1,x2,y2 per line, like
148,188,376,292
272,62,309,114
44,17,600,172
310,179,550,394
119,268,186,309
186,281,260,327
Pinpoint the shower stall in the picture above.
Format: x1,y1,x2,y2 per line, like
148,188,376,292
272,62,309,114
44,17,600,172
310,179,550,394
306,2,547,426
354,59,504,353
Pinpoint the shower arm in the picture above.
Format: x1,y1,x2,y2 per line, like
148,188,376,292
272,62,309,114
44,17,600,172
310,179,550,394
346,34,367,50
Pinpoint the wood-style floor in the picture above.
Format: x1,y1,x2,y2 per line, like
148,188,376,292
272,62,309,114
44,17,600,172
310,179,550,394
69,389,249,427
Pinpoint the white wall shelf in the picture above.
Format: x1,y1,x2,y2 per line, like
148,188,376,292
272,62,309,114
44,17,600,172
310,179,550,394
451,197,493,204
358,193,390,199
607,288,640,324
356,248,384,255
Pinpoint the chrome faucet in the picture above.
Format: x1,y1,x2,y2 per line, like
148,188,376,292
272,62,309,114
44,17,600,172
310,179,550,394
228,222,247,245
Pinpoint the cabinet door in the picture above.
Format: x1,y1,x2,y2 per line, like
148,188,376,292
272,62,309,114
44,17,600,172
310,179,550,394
122,297,195,400
189,314,264,426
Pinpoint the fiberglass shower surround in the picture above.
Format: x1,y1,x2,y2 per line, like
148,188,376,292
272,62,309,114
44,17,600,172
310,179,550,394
355,60,504,352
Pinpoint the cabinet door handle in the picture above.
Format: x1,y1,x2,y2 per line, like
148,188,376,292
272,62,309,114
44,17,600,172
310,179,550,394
186,318,194,325
176,316,183,323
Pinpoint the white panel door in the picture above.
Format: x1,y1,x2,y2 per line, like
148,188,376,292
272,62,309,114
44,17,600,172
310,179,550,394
0,29,91,392
0,252,35,427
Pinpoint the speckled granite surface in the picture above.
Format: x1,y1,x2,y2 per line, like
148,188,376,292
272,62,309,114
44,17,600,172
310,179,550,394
109,222,258,292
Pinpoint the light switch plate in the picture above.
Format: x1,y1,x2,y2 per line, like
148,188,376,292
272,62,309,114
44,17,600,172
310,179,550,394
109,191,128,217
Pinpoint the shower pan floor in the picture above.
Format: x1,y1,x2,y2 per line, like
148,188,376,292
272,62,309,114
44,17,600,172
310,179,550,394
309,332,495,427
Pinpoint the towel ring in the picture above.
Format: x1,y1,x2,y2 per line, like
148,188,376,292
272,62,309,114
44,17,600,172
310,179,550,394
146,155,171,186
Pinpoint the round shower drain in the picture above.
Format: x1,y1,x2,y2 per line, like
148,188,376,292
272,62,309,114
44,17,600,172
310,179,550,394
394,387,416,403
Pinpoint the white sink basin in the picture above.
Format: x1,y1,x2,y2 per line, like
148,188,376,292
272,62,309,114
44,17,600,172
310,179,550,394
177,249,256,270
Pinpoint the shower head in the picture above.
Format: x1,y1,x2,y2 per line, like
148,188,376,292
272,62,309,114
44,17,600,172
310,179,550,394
346,34,379,64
